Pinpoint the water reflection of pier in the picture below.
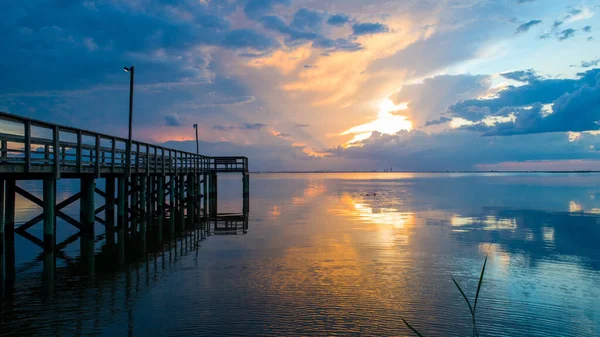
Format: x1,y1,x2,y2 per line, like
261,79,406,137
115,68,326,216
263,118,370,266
0,212,249,336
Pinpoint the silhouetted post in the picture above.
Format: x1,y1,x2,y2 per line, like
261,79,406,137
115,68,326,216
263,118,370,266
243,172,250,214
179,175,185,229
4,180,15,288
140,176,147,242
203,173,208,217
80,176,95,275
43,178,56,251
117,176,126,264
42,250,55,299
187,174,195,226
209,173,218,216
105,177,115,247
0,179,4,257
169,175,175,237
131,176,139,238
157,176,164,243
0,179,4,293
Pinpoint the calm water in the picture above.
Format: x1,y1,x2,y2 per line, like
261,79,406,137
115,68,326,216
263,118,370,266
1,172,599,336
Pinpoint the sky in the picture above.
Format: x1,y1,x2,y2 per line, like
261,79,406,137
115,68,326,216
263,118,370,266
1,0,600,171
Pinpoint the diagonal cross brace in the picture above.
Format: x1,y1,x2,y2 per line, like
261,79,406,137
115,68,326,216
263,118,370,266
15,186,85,231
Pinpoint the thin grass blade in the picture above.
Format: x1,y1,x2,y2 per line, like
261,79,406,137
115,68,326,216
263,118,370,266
452,277,474,316
401,316,426,337
473,255,488,314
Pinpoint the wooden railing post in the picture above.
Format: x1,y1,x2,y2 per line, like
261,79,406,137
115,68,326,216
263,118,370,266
174,151,178,175
111,138,116,172
24,120,31,172
146,145,150,175
154,146,157,174
136,143,140,173
53,126,60,179
162,148,165,175
76,130,82,173
95,135,101,178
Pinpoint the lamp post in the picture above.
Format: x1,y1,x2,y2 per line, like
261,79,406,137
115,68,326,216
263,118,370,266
123,66,134,177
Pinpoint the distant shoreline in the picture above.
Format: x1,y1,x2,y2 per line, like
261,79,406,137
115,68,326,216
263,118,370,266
248,170,600,174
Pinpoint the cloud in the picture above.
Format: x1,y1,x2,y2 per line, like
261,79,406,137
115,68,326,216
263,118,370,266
165,113,183,126
446,68,600,136
222,29,280,50
0,1,278,93
244,0,291,19
552,20,563,31
295,123,310,128
322,129,600,171
517,0,536,3
389,74,491,128
352,22,389,36
327,13,350,26
500,69,542,82
259,10,362,51
557,28,576,41
583,25,592,32
577,59,600,68
516,20,542,33
213,122,268,131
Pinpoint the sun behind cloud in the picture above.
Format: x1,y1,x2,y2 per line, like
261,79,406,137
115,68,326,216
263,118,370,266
341,99,412,146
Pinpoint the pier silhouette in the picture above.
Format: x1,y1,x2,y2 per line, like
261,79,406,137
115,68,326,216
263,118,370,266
0,111,250,299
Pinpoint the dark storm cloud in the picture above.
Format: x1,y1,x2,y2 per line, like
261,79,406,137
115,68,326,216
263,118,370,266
244,0,291,19
516,20,542,33
327,13,350,26
260,9,362,51
352,22,389,35
322,130,600,171
445,69,600,136
0,1,279,93
164,113,183,126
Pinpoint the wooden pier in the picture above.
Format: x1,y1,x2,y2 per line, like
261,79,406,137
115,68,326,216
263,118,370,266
0,111,249,284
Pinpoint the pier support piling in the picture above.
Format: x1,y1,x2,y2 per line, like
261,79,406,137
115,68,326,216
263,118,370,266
43,178,56,251
178,175,185,229
140,176,147,244
187,174,195,226
243,172,250,214
105,177,115,247
169,175,175,237
0,179,5,257
117,176,126,264
209,173,218,216
157,176,164,243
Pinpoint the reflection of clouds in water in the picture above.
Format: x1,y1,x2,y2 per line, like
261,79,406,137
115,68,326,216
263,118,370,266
330,194,415,228
451,215,517,232
569,200,600,214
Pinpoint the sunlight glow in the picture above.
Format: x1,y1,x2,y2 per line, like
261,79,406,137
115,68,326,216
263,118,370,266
341,99,412,145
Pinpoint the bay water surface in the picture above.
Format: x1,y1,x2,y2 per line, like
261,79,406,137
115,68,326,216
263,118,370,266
1,172,599,336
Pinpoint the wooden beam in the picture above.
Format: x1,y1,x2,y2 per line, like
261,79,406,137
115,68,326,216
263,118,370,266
94,187,107,199
16,230,44,248
95,204,106,215
56,192,81,210
15,213,44,233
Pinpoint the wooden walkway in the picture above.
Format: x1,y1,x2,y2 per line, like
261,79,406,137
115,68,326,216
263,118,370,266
0,111,250,278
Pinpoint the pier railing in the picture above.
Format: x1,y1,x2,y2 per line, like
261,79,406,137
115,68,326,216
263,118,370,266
0,112,248,177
